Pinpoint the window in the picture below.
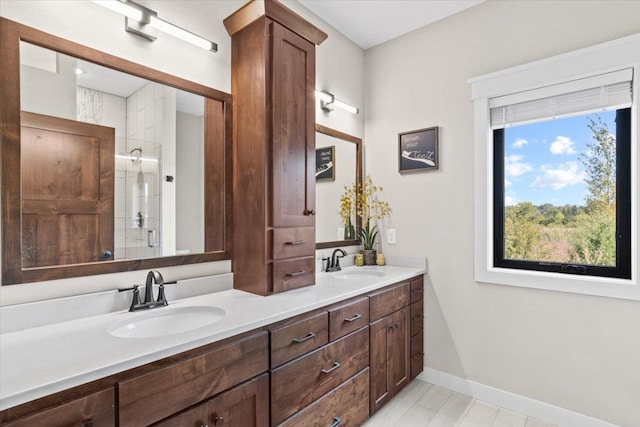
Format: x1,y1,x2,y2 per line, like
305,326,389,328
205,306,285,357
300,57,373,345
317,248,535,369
470,34,639,300
492,80,632,279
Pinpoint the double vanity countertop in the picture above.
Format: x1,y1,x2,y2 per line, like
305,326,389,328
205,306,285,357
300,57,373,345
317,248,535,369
0,261,426,411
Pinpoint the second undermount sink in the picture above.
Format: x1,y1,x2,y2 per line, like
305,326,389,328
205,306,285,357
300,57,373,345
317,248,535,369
333,269,386,280
109,306,226,338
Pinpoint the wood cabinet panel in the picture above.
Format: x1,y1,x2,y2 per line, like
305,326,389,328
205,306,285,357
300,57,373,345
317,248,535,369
279,368,369,427
270,311,329,368
155,374,269,427
410,276,424,303
272,227,315,259
3,388,114,427
369,307,410,415
118,332,268,427
271,327,369,425
369,282,409,322
411,331,424,381
329,297,369,341
271,22,315,228
410,301,424,337
272,256,315,293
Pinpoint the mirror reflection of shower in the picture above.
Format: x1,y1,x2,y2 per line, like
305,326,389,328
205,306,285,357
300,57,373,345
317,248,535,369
130,147,148,229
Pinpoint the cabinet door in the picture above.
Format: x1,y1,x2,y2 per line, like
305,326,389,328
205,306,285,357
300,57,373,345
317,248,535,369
156,375,269,427
390,307,410,393
369,314,393,413
271,21,316,227
206,374,269,427
369,307,411,415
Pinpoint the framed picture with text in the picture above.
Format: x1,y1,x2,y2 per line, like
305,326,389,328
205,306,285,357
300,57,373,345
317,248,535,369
315,145,335,181
398,126,439,173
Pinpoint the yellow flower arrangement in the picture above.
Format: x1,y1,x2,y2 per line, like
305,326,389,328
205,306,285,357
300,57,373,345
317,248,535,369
339,176,391,249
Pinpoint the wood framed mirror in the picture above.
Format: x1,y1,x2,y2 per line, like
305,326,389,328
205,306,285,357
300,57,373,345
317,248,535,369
0,18,232,285
314,124,362,249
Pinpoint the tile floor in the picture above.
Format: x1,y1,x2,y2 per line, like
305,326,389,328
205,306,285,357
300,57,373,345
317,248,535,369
364,379,557,427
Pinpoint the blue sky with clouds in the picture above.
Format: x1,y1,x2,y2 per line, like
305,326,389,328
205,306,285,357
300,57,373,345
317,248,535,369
503,110,616,207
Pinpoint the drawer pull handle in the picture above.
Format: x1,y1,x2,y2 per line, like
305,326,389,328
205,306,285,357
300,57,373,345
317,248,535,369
330,416,341,427
344,313,362,322
321,361,341,374
286,270,307,277
285,240,307,245
292,332,316,343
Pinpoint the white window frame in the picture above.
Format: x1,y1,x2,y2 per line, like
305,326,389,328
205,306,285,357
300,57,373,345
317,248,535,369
469,34,640,301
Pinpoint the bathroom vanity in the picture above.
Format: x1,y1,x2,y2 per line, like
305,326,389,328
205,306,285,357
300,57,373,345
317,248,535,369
0,265,426,426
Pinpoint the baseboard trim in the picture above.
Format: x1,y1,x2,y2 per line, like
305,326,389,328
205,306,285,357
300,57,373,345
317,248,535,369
417,367,619,427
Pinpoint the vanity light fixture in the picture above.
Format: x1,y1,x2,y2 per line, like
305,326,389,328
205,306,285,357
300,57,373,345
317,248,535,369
93,0,218,52
315,90,359,114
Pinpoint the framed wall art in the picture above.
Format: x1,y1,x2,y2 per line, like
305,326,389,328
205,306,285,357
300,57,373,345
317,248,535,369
316,145,335,181
398,126,439,173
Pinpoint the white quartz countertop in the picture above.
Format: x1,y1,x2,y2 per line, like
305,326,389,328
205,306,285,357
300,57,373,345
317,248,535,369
0,263,425,411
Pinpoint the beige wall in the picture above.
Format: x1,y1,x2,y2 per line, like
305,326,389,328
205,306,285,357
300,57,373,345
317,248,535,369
364,1,640,426
0,0,364,304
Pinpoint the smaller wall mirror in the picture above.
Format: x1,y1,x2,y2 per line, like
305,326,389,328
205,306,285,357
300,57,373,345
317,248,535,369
314,125,362,249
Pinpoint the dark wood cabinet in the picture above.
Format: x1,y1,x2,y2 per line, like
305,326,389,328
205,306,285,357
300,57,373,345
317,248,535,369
369,277,422,414
224,0,327,296
2,388,115,427
154,374,269,427
409,276,425,380
1,275,423,427
369,306,410,414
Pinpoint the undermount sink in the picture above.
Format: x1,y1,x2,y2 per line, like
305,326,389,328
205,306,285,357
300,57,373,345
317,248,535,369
333,270,386,280
109,306,226,338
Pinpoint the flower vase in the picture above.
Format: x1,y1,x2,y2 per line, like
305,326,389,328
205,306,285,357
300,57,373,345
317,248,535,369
362,249,377,265
344,219,355,240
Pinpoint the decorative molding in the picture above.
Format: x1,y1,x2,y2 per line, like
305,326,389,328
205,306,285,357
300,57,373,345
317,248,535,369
418,367,619,427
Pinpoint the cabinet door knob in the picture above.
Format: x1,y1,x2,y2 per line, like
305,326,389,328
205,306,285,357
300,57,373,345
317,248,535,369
344,313,362,323
292,332,316,343
303,209,316,216
321,361,341,374
330,416,341,427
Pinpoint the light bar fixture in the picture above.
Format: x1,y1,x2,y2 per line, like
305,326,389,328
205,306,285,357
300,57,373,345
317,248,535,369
93,0,217,52
315,90,359,114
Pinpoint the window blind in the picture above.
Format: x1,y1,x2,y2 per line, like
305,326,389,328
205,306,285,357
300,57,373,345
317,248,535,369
490,69,633,129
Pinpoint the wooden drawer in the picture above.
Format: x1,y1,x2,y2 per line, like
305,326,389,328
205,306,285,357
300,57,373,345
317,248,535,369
410,331,424,380
279,368,370,427
3,388,115,427
410,300,424,337
410,276,424,303
273,227,315,259
118,331,268,427
271,327,369,425
272,256,315,293
329,297,369,341
369,282,410,322
270,311,329,368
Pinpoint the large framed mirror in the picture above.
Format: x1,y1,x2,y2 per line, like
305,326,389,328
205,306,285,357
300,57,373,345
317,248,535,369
315,124,362,249
0,18,232,285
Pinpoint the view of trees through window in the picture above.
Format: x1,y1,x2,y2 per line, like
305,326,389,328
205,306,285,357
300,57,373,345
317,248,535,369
502,111,617,266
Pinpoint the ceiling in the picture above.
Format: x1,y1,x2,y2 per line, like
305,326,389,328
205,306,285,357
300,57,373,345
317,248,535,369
299,0,485,49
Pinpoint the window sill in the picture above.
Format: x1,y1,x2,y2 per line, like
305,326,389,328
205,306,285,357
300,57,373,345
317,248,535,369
475,266,640,301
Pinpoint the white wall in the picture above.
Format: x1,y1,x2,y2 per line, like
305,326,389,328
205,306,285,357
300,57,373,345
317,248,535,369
0,0,365,304
364,1,640,426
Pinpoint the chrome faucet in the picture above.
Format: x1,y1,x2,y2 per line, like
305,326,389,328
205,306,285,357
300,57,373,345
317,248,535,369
323,249,347,272
119,270,171,312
